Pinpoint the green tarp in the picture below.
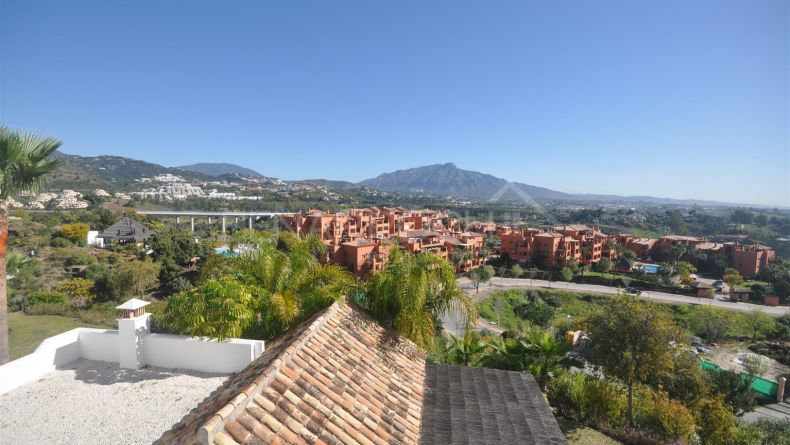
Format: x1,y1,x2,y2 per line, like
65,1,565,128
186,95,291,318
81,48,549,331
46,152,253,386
700,360,778,397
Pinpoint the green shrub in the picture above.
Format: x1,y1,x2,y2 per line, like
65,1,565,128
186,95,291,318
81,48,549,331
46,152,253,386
25,302,70,316
82,263,108,281
694,394,735,445
733,419,790,445
75,307,117,326
634,389,696,444
50,237,70,248
64,252,98,267
61,222,89,243
578,377,627,427
148,301,171,333
28,290,67,305
548,372,626,427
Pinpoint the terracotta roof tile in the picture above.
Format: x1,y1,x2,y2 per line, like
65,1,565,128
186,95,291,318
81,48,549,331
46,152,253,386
158,302,566,445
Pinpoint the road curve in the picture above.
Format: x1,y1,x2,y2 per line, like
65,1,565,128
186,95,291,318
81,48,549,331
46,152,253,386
457,276,790,317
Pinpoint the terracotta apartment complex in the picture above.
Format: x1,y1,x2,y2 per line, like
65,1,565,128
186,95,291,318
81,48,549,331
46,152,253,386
280,208,485,277
498,225,609,268
498,225,775,277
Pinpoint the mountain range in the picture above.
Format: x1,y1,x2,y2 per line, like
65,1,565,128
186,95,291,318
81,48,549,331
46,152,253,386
178,163,262,178
50,152,732,206
358,163,727,205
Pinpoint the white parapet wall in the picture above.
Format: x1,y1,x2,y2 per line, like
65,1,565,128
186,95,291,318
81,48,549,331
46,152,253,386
144,334,265,374
0,327,264,395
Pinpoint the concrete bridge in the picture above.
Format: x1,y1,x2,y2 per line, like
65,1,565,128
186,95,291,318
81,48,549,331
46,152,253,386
134,210,293,233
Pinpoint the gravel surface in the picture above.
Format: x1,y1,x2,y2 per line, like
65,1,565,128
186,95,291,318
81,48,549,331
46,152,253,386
0,359,229,445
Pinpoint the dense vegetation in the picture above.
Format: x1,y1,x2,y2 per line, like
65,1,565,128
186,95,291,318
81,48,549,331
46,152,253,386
449,292,790,444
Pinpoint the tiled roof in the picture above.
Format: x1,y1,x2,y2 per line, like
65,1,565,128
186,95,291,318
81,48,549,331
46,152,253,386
159,302,566,445
342,239,378,248
421,365,567,444
534,232,564,238
662,235,700,242
402,230,440,238
159,303,426,445
555,224,591,232
440,236,463,246
98,217,155,240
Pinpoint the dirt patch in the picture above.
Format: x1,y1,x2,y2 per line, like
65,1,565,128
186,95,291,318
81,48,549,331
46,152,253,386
704,341,790,379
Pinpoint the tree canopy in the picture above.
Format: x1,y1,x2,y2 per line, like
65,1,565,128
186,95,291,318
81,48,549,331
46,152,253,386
586,295,680,426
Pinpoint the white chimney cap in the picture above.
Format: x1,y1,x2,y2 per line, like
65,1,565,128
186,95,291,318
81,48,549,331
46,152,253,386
116,298,150,311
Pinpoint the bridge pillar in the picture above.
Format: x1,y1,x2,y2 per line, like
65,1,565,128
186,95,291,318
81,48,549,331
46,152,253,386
190,217,194,232
249,217,253,229
208,217,211,226
222,217,226,233
176,216,180,225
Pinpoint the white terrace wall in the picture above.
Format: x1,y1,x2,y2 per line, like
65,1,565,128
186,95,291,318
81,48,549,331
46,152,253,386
0,328,96,394
79,329,120,363
144,334,264,374
0,327,264,395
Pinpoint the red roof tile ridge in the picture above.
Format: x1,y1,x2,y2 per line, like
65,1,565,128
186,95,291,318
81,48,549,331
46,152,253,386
198,302,344,445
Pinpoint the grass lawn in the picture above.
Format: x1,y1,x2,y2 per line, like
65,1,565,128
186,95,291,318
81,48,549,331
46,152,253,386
556,417,623,445
7,312,112,360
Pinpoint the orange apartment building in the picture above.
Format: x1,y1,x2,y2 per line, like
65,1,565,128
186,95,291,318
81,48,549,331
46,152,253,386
614,234,657,259
499,225,777,277
280,211,359,245
397,230,449,258
331,239,390,278
280,208,483,276
441,232,485,272
500,225,608,268
723,242,775,277
654,235,705,251
554,225,608,265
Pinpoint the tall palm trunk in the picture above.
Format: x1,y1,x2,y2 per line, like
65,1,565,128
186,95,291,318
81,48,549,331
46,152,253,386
0,202,9,364
627,381,634,426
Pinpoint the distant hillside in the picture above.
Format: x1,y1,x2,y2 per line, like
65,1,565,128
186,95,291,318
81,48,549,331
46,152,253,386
298,179,360,190
359,163,570,200
47,152,212,191
358,162,729,205
177,163,262,177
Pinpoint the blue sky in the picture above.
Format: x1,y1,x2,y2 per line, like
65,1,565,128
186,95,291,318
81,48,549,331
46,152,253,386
1,1,788,206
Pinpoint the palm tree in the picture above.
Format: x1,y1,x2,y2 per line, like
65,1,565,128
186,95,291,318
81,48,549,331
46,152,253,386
363,243,477,350
443,331,486,366
0,127,61,363
478,330,573,392
524,329,573,392
479,336,525,371
233,234,354,339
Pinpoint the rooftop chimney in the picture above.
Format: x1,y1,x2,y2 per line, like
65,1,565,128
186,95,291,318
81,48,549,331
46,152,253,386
116,298,151,369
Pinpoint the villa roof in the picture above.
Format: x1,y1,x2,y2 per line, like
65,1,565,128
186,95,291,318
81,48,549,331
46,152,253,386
440,236,463,246
534,232,564,238
158,302,566,445
402,229,440,238
555,224,591,232
693,282,714,289
342,239,378,248
98,217,154,241
662,235,700,242
421,365,567,444
459,231,484,238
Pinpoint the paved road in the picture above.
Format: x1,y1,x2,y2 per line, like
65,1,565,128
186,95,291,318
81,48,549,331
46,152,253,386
457,276,790,317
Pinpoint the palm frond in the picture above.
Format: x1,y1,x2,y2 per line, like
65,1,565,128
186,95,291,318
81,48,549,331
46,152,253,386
0,126,62,200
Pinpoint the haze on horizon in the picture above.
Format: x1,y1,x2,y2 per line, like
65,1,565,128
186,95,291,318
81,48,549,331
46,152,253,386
1,1,788,206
